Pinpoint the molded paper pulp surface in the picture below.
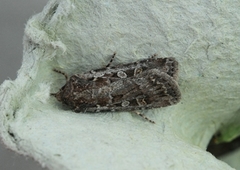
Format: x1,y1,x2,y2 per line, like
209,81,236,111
0,0,239,169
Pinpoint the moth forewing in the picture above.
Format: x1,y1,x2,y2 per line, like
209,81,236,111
51,53,181,123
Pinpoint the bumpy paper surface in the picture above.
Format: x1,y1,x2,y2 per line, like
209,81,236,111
0,0,239,169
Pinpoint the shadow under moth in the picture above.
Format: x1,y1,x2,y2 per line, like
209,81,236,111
51,53,181,123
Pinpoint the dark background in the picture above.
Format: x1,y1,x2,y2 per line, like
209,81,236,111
0,0,48,169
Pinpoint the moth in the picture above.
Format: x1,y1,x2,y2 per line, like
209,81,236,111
51,53,181,123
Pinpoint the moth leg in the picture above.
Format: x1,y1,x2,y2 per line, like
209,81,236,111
106,52,116,68
150,53,158,59
53,69,68,80
73,106,81,113
134,111,155,124
50,93,56,97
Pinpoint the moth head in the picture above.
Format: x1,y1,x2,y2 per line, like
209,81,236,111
51,69,73,103
51,80,74,104
51,75,88,105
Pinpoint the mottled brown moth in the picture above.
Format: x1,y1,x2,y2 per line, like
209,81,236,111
51,53,181,123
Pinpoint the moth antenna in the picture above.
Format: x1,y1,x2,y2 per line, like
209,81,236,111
134,111,155,124
106,52,116,68
53,69,68,80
